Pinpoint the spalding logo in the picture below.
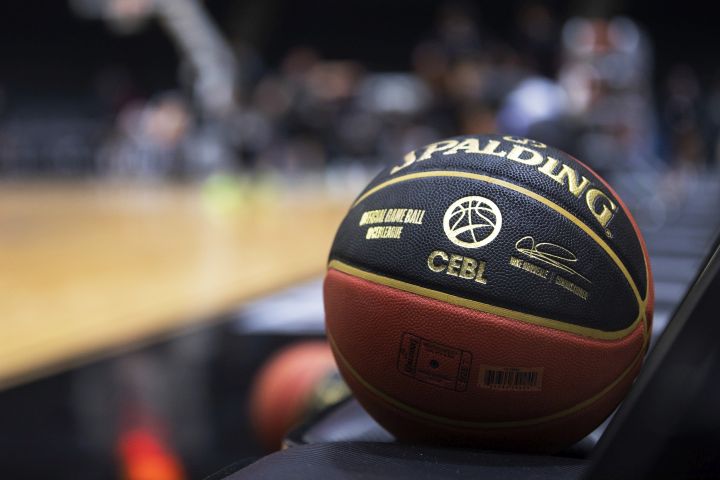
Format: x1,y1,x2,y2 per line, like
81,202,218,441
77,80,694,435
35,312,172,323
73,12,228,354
443,196,502,248
391,135,619,234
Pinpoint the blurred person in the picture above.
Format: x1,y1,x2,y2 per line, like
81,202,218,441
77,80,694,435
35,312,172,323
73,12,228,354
662,64,708,169
434,2,482,62
98,93,193,179
444,58,488,105
457,103,498,136
357,73,438,165
227,47,318,171
254,51,365,172
558,16,657,174
513,2,560,77
497,76,568,136
76,0,242,180
411,41,457,136
413,3,530,139
412,41,451,97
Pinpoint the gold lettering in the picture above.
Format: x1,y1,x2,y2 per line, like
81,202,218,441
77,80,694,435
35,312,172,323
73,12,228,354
417,140,459,161
391,135,618,232
366,226,403,239
507,145,544,166
477,139,507,158
538,157,590,197
474,261,488,284
390,150,418,174
509,256,523,268
427,251,448,272
443,138,482,155
403,209,425,224
585,188,617,228
446,254,463,276
503,135,547,149
509,256,549,280
359,209,387,226
522,262,549,279
555,275,589,300
459,257,478,279
391,140,460,174
384,209,407,223
413,210,421,223
429,251,488,284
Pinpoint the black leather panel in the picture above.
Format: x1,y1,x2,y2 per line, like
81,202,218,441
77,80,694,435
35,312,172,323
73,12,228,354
329,134,646,331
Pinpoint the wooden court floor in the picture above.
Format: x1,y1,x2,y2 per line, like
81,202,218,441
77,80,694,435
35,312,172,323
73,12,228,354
0,181,352,389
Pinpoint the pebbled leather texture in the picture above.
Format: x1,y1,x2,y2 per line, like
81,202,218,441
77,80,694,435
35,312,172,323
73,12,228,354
329,133,651,332
325,268,645,450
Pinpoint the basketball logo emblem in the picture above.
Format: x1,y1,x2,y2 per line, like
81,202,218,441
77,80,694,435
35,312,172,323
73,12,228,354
443,196,502,248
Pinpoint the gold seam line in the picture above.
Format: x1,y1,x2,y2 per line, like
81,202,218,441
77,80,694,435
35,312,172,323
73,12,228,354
351,170,644,312
329,260,642,340
327,330,645,430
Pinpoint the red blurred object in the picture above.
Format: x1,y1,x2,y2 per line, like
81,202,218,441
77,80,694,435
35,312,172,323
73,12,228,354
117,426,185,480
249,341,340,451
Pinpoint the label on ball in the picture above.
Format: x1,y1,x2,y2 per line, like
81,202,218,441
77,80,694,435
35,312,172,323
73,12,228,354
443,196,502,248
397,333,472,392
478,365,544,392
358,207,426,240
508,235,592,301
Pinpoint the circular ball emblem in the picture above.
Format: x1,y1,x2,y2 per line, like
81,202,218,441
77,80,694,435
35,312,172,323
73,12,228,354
443,196,502,248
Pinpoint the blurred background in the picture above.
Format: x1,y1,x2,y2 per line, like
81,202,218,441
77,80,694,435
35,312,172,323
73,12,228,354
1,0,719,479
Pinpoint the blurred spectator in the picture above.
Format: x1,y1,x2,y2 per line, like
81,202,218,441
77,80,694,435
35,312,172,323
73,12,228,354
514,3,559,77
556,16,657,175
662,65,708,169
98,93,193,178
7,2,720,180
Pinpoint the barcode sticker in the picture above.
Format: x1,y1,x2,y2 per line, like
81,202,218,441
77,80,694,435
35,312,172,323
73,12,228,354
478,365,544,391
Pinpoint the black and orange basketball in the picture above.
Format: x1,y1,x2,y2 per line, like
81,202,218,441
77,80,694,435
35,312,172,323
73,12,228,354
324,133,653,451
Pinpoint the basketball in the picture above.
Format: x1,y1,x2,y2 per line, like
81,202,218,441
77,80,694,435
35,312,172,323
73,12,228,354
324,133,653,451
249,341,341,451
